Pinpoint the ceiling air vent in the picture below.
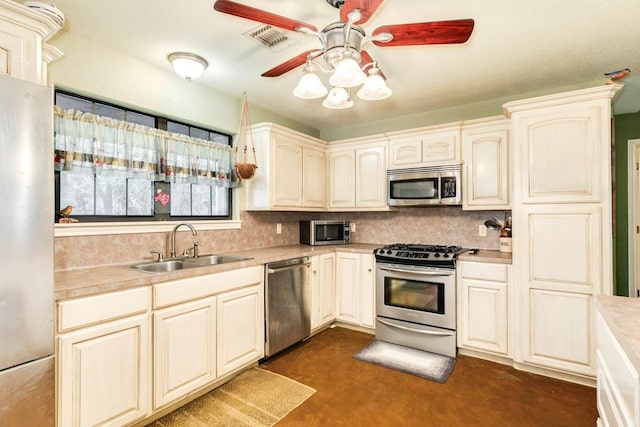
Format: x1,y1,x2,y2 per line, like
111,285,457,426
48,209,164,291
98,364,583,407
243,25,299,52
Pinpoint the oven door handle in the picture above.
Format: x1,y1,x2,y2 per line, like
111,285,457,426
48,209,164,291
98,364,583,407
378,266,454,276
377,318,455,336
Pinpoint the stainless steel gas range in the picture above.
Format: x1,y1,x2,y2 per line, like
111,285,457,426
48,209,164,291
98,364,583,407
374,244,468,358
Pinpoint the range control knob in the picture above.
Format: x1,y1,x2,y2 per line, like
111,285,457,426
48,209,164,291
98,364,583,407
434,253,441,258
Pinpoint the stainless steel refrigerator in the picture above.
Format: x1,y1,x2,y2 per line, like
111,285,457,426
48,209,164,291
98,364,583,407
0,74,55,426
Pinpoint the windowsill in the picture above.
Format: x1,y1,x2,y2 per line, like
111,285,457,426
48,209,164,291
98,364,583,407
54,220,242,237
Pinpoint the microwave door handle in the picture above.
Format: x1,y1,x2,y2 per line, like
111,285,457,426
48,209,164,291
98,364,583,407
379,266,454,277
377,318,455,336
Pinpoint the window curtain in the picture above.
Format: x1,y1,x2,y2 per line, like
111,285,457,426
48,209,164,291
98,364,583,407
53,106,234,187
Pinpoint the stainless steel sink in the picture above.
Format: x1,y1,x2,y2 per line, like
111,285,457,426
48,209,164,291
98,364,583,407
128,259,200,273
187,254,252,266
127,254,252,273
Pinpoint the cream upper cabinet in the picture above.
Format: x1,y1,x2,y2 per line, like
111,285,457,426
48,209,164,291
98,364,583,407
57,287,151,427
335,252,376,329
310,253,336,331
245,123,326,211
328,138,388,211
0,0,62,84
504,85,622,380
461,117,511,210
388,123,461,168
457,261,511,357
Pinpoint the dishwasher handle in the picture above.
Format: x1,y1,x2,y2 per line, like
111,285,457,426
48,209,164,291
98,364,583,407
267,262,310,274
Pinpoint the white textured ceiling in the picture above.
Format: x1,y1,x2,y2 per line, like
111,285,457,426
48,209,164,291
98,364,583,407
39,0,640,133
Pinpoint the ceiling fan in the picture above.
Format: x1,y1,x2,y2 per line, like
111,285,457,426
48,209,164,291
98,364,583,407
213,0,474,107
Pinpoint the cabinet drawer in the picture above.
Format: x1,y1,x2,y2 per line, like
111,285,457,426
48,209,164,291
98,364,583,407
154,266,264,308
460,261,508,282
58,286,150,332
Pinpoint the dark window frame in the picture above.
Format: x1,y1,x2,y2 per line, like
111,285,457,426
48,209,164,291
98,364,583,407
54,90,233,223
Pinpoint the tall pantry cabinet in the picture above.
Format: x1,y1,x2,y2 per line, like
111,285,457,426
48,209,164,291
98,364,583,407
504,84,622,379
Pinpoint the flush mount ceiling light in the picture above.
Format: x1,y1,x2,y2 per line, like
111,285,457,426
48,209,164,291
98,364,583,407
168,52,208,80
213,0,474,110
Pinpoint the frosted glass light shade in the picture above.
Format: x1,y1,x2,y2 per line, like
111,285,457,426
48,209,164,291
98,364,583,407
329,57,367,88
322,87,354,109
168,52,208,80
357,72,392,101
293,71,328,99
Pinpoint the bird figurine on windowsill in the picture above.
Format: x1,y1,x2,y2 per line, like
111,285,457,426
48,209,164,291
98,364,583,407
605,68,630,84
57,205,78,223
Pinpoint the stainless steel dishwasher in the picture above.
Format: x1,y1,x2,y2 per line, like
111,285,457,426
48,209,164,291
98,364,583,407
264,257,311,357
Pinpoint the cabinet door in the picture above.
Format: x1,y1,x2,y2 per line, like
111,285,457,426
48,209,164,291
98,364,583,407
302,146,326,208
329,150,356,208
389,136,422,167
217,284,264,376
462,123,510,210
311,253,336,331
421,129,459,164
153,297,216,409
360,254,376,329
516,205,603,375
355,145,387,208
513,102,608,204
273,138,303,207
58,314,151,427
522,289,593,375
335,252,361,324
459,278,508,355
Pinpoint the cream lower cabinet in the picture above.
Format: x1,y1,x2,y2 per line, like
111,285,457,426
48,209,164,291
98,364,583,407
152,266,264,410
57,287,151,427
596,311,640,427
457,261,511,357
328,140,387,210
335,252,375,328
461,117,510,210
216,283,264,377
311,253,336,331
153,297,216,409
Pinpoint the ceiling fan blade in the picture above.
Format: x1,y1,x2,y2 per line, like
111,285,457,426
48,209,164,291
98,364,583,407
214,0,317,33
372,19,475,47
340,0,385,25
360,50,386,80
261,50,322,77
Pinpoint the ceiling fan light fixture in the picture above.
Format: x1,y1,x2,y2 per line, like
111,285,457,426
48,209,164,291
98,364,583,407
357,67,392,101
329,55,367,88
293,65,328,99
322,87,354,109
168,52,208,80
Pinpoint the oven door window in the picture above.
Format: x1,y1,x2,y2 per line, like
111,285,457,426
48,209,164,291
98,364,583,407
315,223,343,241
383,277,445,314
389,177,438,200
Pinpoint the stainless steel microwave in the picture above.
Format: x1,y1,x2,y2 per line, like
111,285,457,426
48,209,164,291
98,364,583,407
387,164,462,206
300,220,350,246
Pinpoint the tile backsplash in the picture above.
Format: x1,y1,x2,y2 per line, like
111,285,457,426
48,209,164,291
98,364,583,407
54,207,505,271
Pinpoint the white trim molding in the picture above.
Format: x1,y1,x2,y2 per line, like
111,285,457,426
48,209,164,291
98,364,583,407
54,220,242,237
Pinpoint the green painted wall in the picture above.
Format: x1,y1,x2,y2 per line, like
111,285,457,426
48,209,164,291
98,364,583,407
614,111,640,296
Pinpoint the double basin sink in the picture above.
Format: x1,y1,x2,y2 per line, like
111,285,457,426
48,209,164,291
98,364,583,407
128,254,252,273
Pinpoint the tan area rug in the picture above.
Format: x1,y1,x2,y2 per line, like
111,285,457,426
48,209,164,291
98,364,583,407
148,367,315,427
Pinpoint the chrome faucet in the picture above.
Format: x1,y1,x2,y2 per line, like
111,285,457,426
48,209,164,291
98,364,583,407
170,222,197,258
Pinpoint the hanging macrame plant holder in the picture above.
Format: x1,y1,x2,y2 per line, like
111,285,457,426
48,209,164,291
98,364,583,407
234,93,258,180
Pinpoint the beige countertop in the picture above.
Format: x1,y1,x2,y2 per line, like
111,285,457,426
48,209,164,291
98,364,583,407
55,244,379,301
597,295,640,371
458,249,512,264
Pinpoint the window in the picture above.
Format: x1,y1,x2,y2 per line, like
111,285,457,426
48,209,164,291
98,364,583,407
54,91,235,223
